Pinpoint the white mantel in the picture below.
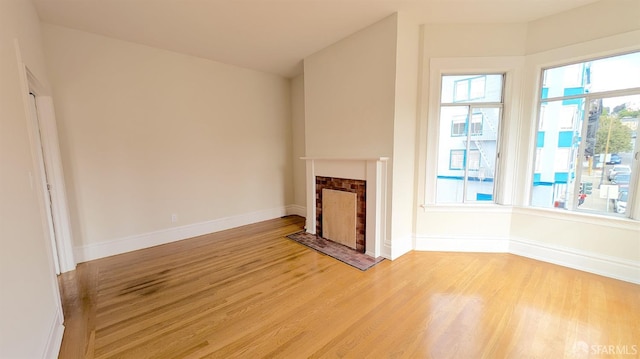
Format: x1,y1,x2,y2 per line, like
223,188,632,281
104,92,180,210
302,157,389,258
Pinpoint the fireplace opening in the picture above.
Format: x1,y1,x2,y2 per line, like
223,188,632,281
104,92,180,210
315,176,366,253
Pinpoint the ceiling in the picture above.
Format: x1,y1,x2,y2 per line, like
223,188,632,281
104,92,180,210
33,0,598,78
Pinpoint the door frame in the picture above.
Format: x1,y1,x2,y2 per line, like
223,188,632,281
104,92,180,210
19,64,76,274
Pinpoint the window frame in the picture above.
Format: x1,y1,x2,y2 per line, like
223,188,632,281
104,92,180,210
530,52,640,216
437,74,504,204
423,57,524,207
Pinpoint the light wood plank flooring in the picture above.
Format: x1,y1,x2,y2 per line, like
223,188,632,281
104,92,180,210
58,216,640,358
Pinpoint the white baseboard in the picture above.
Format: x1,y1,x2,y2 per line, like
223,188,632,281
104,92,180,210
75,206,293,262
415,235,510,253
71,203,638,285
286,204,306,217
43,309,64,359
509,237,640,284
381,240,392,259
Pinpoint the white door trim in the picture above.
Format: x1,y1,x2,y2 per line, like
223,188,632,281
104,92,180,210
20,64,76,273
27,94,61,274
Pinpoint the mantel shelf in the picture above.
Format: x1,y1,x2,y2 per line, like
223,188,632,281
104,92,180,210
300,156,389,161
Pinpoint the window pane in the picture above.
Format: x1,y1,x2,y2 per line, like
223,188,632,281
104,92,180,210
541,52,640,99
466,107,500,202
441,74,503,103
438,73,504,204
436,103,501,203
437,106,469,203
576,95,638,216
531,98,585,209
470,113,483,135
532,51,639,217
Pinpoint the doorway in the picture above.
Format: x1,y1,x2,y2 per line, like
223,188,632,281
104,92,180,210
28,93,61,273
24,68,76,274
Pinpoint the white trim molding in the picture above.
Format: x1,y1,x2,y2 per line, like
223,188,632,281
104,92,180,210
17,58,76,274
35,95,76,273
286,204,307,218
43,308,64,359
75,206,293,262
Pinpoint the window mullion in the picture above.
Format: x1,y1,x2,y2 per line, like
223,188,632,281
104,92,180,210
572,97,591,210
463,106,471,203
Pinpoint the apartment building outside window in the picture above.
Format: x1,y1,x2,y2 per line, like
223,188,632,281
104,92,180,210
436,74,504,203
530,51,640,217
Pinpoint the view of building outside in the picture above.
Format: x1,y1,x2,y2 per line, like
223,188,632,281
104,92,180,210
531,52,640,216
436,74,503,203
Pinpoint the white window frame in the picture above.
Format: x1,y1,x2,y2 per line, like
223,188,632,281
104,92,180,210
529,51,640,217
538,105,546,130
423,56,524,206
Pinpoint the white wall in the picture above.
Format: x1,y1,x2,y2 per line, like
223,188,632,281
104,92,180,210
526,0,640,55
303,14,397,158
304,14,413,258
0,1,64,357
423,23,527,58
42,24,293,259
390,13,420,258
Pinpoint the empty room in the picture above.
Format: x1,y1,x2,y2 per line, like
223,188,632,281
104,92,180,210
1,0,639,358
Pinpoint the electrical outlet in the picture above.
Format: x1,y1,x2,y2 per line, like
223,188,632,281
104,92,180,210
171,214,178,223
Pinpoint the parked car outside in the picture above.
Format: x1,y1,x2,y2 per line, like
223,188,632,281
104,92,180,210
611,173,630,186
608,165,631,181
606,154,622,165
613,190,628,214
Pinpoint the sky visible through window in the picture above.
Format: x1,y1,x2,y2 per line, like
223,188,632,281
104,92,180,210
590,52,640,95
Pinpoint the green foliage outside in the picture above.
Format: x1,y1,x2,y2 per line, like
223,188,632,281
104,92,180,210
618,108,640,118
595,114,633,155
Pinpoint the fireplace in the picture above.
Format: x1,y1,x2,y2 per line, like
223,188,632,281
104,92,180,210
302,157,388,258
316,176,366,252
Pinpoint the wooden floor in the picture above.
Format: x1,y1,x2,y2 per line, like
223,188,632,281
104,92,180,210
58,216,640,359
